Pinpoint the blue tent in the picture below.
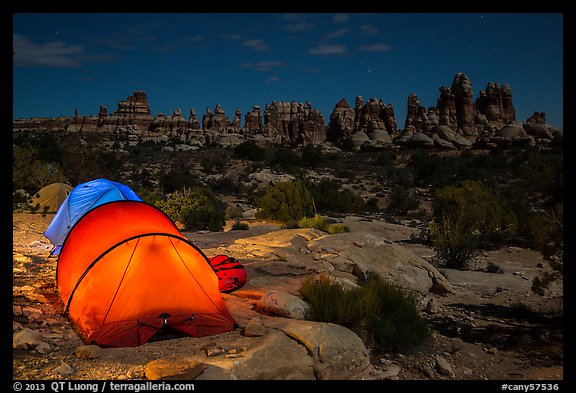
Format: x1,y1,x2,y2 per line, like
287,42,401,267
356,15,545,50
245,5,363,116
44,178,142,254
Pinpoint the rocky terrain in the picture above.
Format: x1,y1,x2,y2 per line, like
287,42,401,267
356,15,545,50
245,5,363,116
13,211,563,381
12,67,564,382
13,72,562,151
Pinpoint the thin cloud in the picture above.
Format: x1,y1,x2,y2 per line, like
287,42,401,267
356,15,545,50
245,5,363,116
220,34,269,51
308,44,347,56
323,28,349,40
184,35,204,43
332,13,349,23
281,13,315,32
14,34,84,68
242,39,270,51
155,35,206,53
266,76,281,82
359,24,380,35
240,61,285,72
359,43,394,52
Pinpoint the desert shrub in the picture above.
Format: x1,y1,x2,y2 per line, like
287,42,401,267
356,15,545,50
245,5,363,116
408,149,452,187
208,176,242,194
300,145,325,168
199,149,228,173
514,148,563,205
528,203,563,295
13,145,68,195
485,261,505,274
429,214,480,270
327,223,350,234
432,180,518,248
233,141,266,161
132,187,164,206
408,149,491,188
430,180,522,269
306,178,365,214
300,273,431,353
299,215,349,233
155,186,226,232
365,197,380,213
159,168,201,194
298,214,329,231
297,214,350,233
230,220,249,230
268,148,303,173
386,185,420,215
255,180,315,223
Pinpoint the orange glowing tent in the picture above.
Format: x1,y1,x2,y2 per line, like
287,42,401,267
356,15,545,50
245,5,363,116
57,200,236,347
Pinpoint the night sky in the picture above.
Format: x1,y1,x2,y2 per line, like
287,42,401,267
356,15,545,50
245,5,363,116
12,12,564,129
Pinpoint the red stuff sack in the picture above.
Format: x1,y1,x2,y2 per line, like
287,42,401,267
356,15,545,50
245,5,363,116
208,255,247,293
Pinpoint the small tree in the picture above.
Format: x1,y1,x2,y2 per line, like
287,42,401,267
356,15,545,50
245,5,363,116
155,186,226,232
432,180,518,249
256,180,315,223
430,180,518,269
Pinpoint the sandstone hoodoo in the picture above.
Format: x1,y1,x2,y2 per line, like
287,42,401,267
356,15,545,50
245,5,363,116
326,98,356,144
262,101,326,145
451,73,476,136
12,72,561,150
243,104,263,136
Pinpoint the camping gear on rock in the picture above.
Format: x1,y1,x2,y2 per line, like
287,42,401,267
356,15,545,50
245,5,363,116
57,200,236,347
208,255,248,293
44,178,142,255
28,183,73,213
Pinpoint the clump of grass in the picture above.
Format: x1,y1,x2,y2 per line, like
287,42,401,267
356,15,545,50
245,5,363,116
299,272,431,353
327,223,350,234
298,214,350,234
298,214,328,231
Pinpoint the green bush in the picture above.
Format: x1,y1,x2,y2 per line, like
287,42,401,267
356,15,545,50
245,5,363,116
159,168,200,194
268,148,303,173
298,214,350,234
298,214,329,231
230,220,249,231
255,180,315,223
306,179,365,214
155,186,226,232
300,145,325,168
432,180,518,248
528,203,563,295
514,148,563,204
13,145,68,195
298,215,350,234
387,185,420,215
233,141,266,161
300,273,430,353
429,214,480,270
327,223,350,234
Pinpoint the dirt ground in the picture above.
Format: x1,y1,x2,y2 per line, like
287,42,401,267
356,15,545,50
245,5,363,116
12,212,563,381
